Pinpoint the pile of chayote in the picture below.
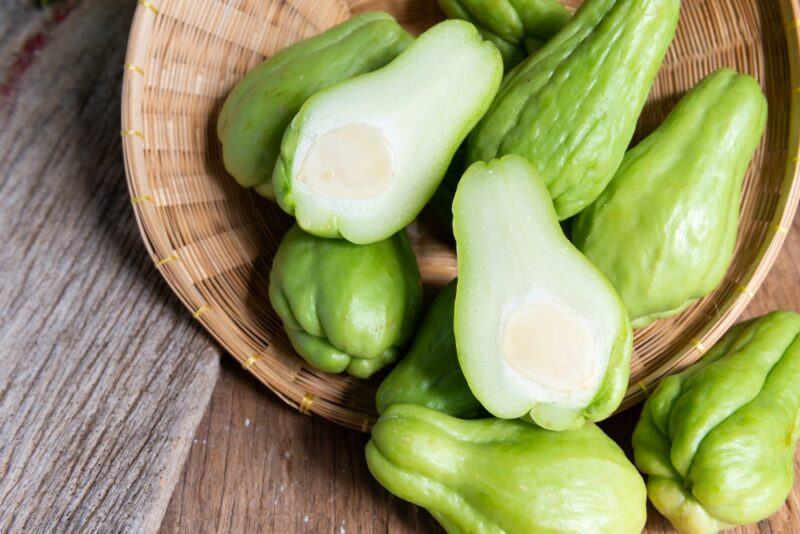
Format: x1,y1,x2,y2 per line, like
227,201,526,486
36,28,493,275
218,0,795,531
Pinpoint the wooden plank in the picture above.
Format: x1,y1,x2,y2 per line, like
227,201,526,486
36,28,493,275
160,209,800,533
0,1,222,531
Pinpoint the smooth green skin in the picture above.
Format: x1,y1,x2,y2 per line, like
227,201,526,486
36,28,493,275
366,404,647,533
268,225,422,378
467,0,680,220
375,280,485,418
274,20,502,245
438,0,569,70
452,156,632,431
632,311,800,533
217,12,412,198
572,69,768,329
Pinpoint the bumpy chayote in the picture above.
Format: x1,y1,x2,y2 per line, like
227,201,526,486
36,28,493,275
467,0,680,219
633,311,800,533
269,224,421,378
375,280,484,418
438,0,569,69
367,404,647,533
573,69,767,328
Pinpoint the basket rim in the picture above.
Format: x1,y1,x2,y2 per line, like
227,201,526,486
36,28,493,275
121,0,800,430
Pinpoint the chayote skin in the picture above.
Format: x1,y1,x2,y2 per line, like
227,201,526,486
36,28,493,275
572,69,768,328
467,0,680,219
367,404,647,533
269,224,422,378
438,0,569,69
375,280,484,418
632,311,800,533
217,12,412,199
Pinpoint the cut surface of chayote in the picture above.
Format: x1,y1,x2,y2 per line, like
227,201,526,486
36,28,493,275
438,0,569,69
375,280,484,418
269,224,421,378
217,12,412,199
573,69,768,328
366,404,647,534
452,156,632,431
467,0,680,219
273,20,503,245
633,311,800,533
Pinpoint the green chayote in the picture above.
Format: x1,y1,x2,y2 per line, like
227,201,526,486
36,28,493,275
375,280,484,418
273,20,501,245
467,0,680,219
367,404,647,533
438,0,569,69
573,69,768,328
633,311,800,533
269,224,421,378
217,12,412,198
453,156,632,431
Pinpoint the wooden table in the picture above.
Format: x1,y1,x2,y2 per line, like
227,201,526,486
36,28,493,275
1,1,798,532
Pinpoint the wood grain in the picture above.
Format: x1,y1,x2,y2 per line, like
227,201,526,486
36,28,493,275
0,1,222,531
161,211,800,533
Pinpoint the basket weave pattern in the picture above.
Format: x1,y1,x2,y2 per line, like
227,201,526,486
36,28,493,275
122,0,800,430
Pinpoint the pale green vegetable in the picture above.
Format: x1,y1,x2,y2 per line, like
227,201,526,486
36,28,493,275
453,156,632,430
573,69,767,328
269,224,421,378
375,280,484,418
633,311,800,533
217,12,412,198
367,404,647,533
273,20,502,244
467,0,680,219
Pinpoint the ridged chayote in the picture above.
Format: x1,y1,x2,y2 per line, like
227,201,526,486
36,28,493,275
438,0,570,69
269,224,421,378
367,404,647,533
217,12,412,199
633,311,800,533
467,0,680,219
375,280,484,418
573,69,768,328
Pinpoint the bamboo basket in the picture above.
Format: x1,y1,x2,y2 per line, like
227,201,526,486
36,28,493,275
122,0,800,431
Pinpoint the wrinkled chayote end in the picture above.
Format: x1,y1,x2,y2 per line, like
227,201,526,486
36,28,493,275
269,224,422,378
453,156,632,431
217,12,413,198
632,311,800,533
572,69,768,329
375,280,485,418
438,0,569,70
274,20,502,245
467,0,680,219
366,404,647,533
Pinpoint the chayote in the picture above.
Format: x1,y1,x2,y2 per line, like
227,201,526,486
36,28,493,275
217,12,412,199
572,69,768,328
273,20,502,245
375,280,484,418
269,224,422,378
632,311,800,533
467,0,680,219
453,156,632,431
438,0,570,69
367,404,647,533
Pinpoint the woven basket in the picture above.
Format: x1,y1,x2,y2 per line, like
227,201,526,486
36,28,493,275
122,0,800,431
